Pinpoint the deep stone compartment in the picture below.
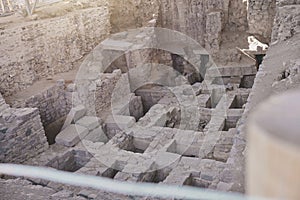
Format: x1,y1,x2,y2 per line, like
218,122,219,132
221,119,238,131
229,94,249,109
167,140,200,158
47,150,93,172
135,84,171,115
205,90,223,109
239,75,256,88
44,116,67,145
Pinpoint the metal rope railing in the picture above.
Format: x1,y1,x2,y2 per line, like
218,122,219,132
0,163,267,200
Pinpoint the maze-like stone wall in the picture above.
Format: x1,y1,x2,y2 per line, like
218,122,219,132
26,64,256,194
25,29,257,195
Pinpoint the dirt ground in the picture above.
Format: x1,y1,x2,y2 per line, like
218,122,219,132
0,0,106,28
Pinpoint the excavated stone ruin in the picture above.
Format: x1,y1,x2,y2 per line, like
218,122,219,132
0,0,299,199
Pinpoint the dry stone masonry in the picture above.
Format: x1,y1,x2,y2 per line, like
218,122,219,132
0,93,48,163
248,0,276,43
0,0,299,199
0,2,110,97
20,29,257,196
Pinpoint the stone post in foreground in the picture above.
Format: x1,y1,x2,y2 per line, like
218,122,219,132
247,90,300,199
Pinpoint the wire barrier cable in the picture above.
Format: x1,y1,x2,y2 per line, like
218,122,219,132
0,163,267,200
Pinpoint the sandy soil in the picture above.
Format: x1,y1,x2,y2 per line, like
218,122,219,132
0,0,106,29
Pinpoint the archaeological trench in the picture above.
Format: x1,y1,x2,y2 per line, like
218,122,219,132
0,0,300,199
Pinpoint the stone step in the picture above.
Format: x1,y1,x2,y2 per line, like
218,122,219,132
55,124,89,147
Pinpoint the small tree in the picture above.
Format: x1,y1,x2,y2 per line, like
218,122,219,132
0,0,13,13
24,0,38,16
0,0,4,13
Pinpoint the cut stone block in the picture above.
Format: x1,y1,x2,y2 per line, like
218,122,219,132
206,65,257,78
111,93,133,116
51,190,73,198
56,125,89,147
217,181,234,191
137,104,171,127
101,39,132,51
193,177,210,188
129,95,144,120
78,189,98,199
79,140,105,155
163,171,192,186
154,152,181,169
62,105,86,130
76,116,101,131
84,127,108,143
105,115,136,139
114,159,156,182
114,172,138,182
192,82,202,96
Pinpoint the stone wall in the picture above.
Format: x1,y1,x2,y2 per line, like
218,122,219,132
95,70,123,119
271,0,300,43
159,0,208,47
158,0,248,54
9,80,72,127
247,0,276,43
0,5,110,97
227,0,248,32
0,94,48,163
205,11,224,54
71,69,126,121
246,0,300,43
108,0,159,33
